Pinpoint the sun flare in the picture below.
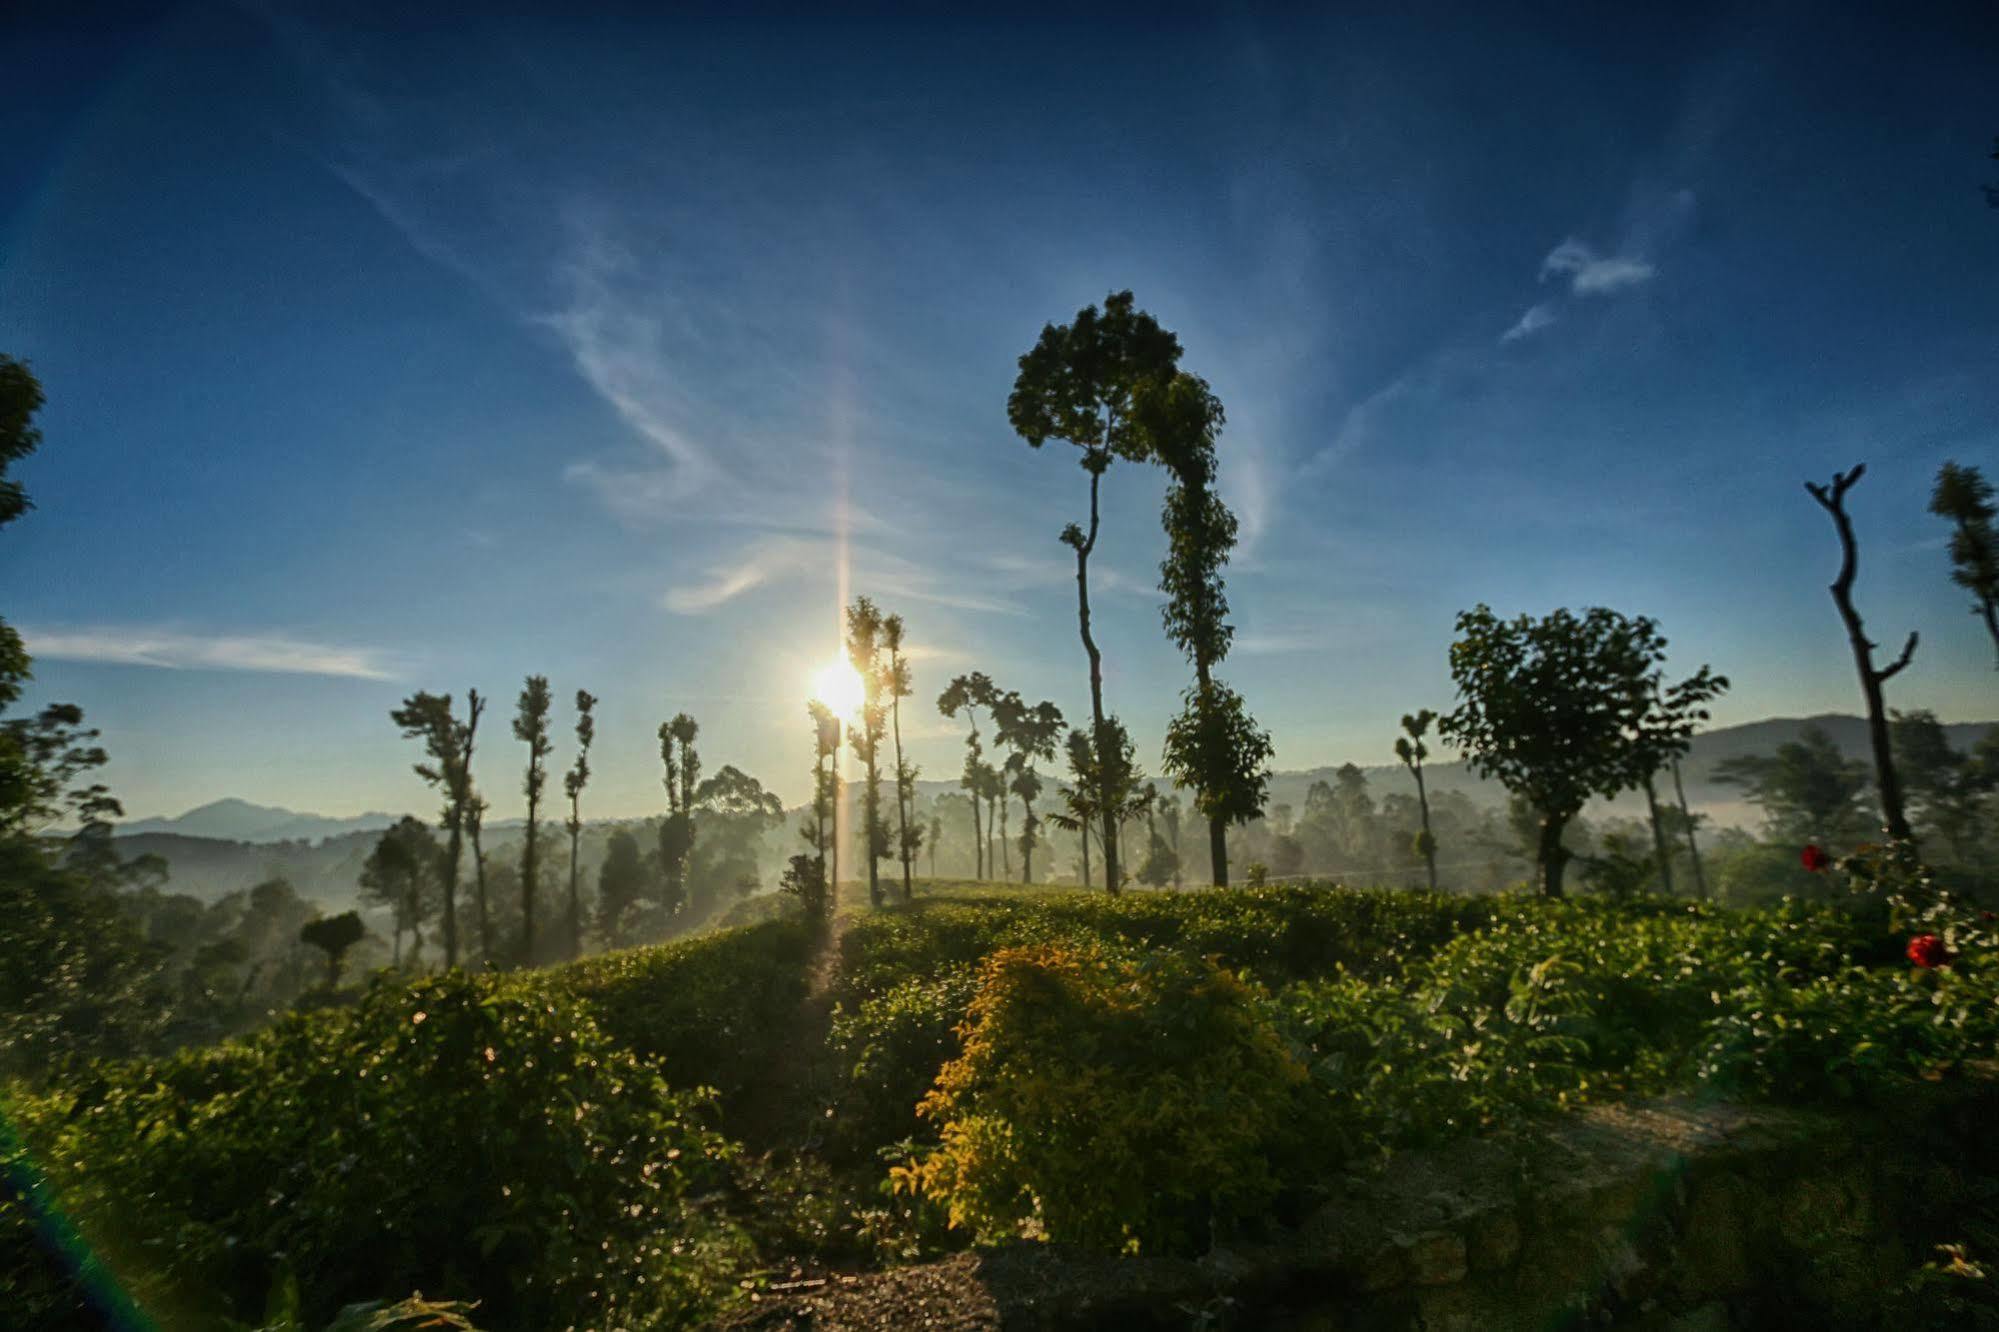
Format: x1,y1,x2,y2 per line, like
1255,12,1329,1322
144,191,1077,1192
812,658,864,716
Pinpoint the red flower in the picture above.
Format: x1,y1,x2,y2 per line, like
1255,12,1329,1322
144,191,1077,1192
1800,844,1831,873
1907,935,1950,969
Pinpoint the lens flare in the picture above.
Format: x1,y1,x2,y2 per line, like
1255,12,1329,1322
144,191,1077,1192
812,658,863,716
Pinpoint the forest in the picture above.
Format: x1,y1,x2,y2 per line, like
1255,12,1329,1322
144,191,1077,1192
3,278,1998,1332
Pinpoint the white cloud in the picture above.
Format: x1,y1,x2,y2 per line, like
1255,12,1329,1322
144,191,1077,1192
1539,238,1656,296
1499,303,1558,344
23,627,398,680
662,536,1029,617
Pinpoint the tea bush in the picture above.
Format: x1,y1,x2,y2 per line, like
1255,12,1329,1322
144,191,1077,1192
893,942,1309,1254
6,971,747,1329
527,915,815,1102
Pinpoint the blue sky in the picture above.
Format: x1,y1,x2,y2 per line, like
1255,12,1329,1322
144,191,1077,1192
3,1,1996,820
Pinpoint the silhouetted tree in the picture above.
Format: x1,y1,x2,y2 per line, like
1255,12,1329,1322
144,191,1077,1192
299,911,365,989
883,614,919,903
562,689,596,961
1806,466,1917,842
994,692,1065,884
1891,710,1998,865
846,598,892,907
1668,756,1707,899
359,815,441,966
1630,668,1728,896
1054,717,1148,893
1716,724,1877,847
1929,461,1999,667
1440,605,1675,898
658,713,700,916
390,692,479,967
927,810,942,878
780,851,829,923
937,672,999,878
458,690,488,961
1160,791,1184,888
1162,681,1272,888
1143,371,1270,887
804,700,838,893
1395,710,1440,893
512,675,553,967
1009,291,1183,894
596,828,647,946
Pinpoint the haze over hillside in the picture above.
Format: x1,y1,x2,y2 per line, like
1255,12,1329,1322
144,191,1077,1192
113,714,1995,909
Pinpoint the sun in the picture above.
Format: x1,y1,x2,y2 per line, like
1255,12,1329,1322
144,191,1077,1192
812,658,864,716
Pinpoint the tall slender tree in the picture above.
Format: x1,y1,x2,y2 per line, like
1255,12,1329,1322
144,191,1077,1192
883,614,919,903
937,672,998,879
658,713,700,918
1630,670,1728,896
846,598,892,907
992,691,1065,884
1806,466,1918,842
1009,291,1183,895
805,700,839,888
513,676,553,967
563,689,596,961
390,692,478,968
1144,371,1271,887
927,810,942,878
1929,461,1999,667
1057,716,1148,893
1394,710,1440,893
458,689,488,962
1669,756,1708,900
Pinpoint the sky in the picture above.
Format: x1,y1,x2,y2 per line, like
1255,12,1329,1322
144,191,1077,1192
2,1,1996,822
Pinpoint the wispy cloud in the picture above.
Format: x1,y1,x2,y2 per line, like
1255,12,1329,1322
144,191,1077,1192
24,626,399,680
1499,302,1558,344
662,536,1029,617
1539,239,1656,296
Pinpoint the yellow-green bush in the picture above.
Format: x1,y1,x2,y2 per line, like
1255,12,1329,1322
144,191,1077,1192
894,942,1308,1254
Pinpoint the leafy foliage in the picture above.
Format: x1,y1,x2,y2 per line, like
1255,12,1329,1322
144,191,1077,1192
894,942,1306,1253
7,972,745,1329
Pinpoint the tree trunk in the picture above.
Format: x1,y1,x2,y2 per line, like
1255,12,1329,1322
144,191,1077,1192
1209,814,1228,888
1080,824,1092,889
1642,774,1674,896
1073,465,1120,895
522,811,538,968
1670,757,1707,900
443,824,461,968
865,753,883,908
970,788,983,879
998,796,1010,877
1537,810,1571,898
1413,764,1438,893
469,821,490,963
889,657,913,903
568,821,582,961
1021,803,1034,884
829,728,840,904
1807,468,1918,843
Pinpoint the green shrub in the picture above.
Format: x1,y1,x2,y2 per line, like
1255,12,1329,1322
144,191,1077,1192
894,942,1307,1254
828,964,981,1151
532,916,814,1102
8,971,746,1329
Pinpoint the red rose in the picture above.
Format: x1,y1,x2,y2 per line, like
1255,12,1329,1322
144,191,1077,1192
1907,935,1950,969
1800,844,1830,872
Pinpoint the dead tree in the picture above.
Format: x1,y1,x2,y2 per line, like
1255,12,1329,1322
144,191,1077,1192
1805,465,1917,843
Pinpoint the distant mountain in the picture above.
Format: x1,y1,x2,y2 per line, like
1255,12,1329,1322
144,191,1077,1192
116,798,407,845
